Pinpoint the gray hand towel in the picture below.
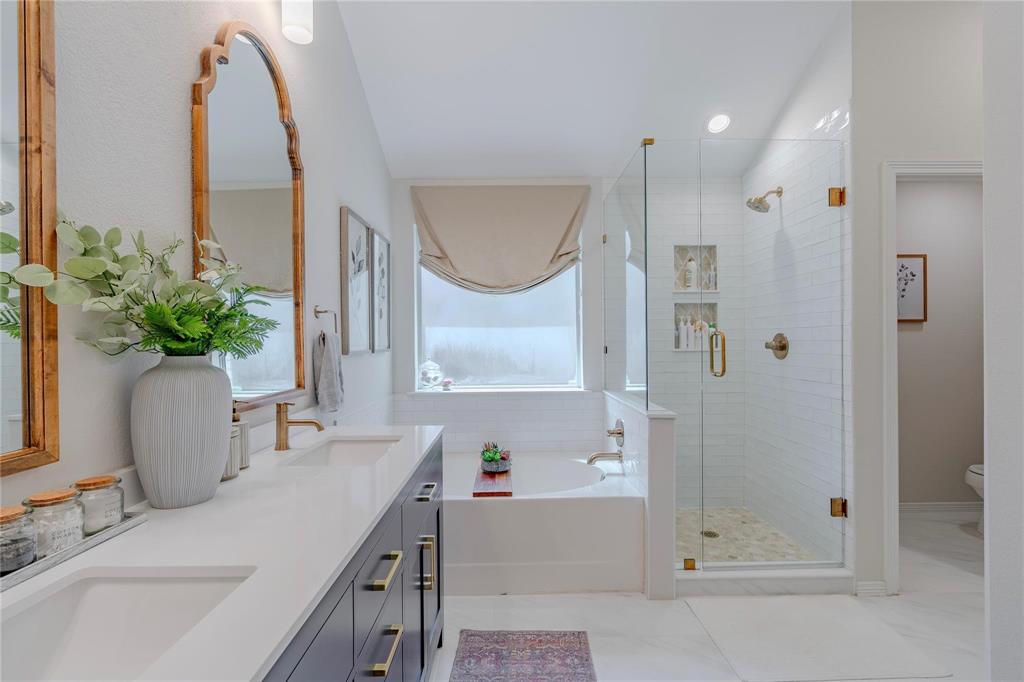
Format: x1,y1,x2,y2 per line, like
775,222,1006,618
313,332,344,412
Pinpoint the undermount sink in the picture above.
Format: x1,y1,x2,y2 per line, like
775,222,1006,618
1,566,253,680
287,437,402,467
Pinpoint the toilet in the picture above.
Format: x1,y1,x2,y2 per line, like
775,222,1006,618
964,464,984,534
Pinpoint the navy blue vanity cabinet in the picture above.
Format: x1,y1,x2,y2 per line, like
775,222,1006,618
266,438,443,682
354,564,405,680
401,440,444,682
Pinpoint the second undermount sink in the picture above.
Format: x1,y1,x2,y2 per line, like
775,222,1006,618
287,437,403,467
1,566,253,680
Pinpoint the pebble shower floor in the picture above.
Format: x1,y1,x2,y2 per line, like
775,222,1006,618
676,507,816,565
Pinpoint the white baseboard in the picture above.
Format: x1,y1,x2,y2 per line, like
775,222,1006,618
856,580,889,597
676,568,856,596
900,501,982,514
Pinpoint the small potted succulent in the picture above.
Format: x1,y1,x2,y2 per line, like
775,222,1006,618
480,441,511,473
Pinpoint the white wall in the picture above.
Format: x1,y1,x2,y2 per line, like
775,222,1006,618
982,3,1024,679
895,180,983,504
850,0,983,586
2,0,393,504
389,178,604,394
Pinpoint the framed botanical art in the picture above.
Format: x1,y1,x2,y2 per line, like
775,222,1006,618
371,230,391,352
340,206,372,354
897,253,927,323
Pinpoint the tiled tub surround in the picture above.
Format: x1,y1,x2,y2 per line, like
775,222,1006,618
393,390,606,454
443,450,644,596
0,425,443,681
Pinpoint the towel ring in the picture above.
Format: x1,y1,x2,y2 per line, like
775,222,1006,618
313,305,337,334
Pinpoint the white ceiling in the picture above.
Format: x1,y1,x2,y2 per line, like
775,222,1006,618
338,1,843,179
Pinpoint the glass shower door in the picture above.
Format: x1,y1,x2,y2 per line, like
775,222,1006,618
698,138,846,567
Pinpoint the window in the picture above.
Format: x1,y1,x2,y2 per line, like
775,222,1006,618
218,292,296,397
417,266,580,389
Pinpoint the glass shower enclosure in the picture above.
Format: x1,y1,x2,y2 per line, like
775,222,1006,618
604,138,847,571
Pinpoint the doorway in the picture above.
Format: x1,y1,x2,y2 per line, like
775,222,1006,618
882,162,984,594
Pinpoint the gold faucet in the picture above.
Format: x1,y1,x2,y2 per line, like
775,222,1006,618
587,450,624,465
275,402,324,451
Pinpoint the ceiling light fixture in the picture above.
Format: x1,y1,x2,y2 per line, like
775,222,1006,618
706,113,731,134
282,0,313,45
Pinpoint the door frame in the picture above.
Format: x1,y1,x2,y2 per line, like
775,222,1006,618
880,160,983,594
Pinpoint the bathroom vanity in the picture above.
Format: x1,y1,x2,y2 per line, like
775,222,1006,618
0,426,444,681
267,435,444,682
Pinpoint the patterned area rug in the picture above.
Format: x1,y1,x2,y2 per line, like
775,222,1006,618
449,630,598,682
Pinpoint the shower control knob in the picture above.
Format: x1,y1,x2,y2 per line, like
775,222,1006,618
607,419,625,447
765,333,790,359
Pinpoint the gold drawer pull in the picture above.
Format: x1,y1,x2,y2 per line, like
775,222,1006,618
415,482,438,502
369,550,403,591
418,534,436,591
368,624,403,677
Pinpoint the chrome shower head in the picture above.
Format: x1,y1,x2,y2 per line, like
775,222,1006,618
745,186,783,213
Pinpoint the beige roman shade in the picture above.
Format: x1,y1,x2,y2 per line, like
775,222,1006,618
412,184,590,293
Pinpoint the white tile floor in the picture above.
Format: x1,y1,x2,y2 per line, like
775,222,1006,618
430,511,986,681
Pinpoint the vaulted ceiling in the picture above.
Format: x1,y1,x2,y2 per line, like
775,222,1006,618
338,1,844,178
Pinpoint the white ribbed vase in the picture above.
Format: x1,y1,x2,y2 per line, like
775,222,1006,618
131,355,232,509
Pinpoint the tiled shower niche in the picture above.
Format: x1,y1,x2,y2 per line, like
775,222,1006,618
673,302,717,351
673,244,718,292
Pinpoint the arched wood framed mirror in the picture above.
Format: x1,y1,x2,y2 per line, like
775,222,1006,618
1,0,59,476
192,22,305,412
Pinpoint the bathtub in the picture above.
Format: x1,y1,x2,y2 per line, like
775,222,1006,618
443,451,645,595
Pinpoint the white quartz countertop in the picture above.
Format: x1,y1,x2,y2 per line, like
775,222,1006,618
0,424,443,681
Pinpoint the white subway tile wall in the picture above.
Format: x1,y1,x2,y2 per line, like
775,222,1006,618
392,391,607,454
604,391,651,496
741,139,846,561
643,177,747,511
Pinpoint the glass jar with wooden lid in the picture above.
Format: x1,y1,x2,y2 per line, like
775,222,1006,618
74,475,124,535
0,506,36,575
23,489,83,558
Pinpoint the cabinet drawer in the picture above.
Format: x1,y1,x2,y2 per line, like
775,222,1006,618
355,576,404,680
287,584,354,681
355,506,403,656
402,444,443,552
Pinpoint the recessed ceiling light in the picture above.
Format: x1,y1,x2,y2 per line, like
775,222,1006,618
706,114,731,134
282,0,314,45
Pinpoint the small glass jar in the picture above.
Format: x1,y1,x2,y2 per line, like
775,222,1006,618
24,489,84,558
0,506,36,575
73,475,124,535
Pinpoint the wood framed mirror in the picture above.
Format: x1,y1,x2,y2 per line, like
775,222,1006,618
1,0,59,476
192,22,305,412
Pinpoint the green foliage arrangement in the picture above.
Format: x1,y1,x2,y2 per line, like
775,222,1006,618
480,441,511,463
0,232,21,339
11,214,277,357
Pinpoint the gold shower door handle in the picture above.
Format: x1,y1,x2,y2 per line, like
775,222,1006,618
709,329,726,377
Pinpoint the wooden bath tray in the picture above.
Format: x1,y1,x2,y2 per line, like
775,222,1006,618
473,468,512,497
